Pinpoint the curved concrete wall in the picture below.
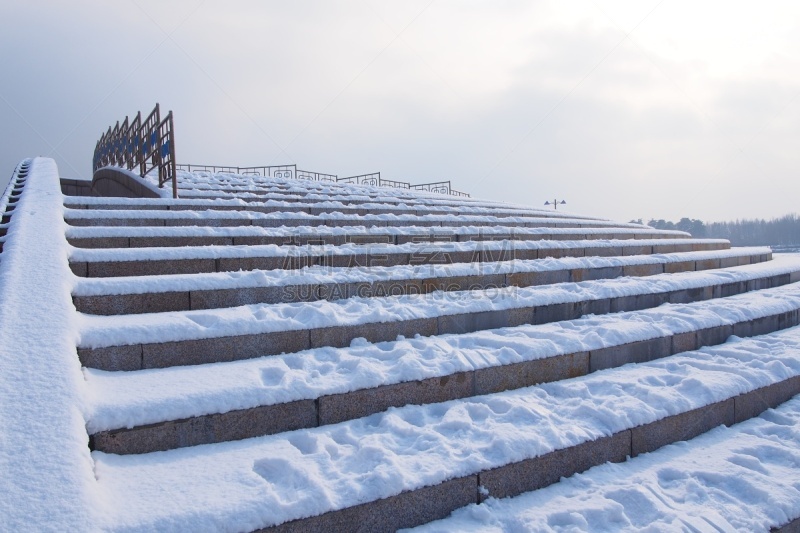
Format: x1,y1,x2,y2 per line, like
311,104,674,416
91,167,163,199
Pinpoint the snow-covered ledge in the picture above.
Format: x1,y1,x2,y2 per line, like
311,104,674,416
0,158,97,529
92,165,168,198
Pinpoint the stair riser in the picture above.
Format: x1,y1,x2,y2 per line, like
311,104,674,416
68,242,732,278
64,216,630,230
171,190,552,213
88,307,800,455
73,253,768,315
67,231,682,249
64,201,600,221
78,271,794,372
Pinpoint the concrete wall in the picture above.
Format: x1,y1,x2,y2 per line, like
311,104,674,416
59,178,93,197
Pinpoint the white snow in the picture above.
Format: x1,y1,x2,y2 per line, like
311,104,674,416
71,247,768,297
67,192,597,220
90,176,594,218
64,205,643,229
0,161,22,218
84,279,800,433
3,159,798,532
98,165,172,198
0,164,22,248
174,190,598,219
75,254,800,349
68,237,725,264
407,397,800,532
170,169,601,219
0,158,97,529
90,325,800,531
64,222,686,240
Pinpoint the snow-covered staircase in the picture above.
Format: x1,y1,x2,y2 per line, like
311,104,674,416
0,160,30,255
4,159,800,531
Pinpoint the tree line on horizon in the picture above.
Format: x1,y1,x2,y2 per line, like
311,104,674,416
629,214,800,247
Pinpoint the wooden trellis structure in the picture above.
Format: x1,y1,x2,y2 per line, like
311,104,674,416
93,103,178,198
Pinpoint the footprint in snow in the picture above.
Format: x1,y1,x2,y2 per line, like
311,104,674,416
186,313,222,328
260,367,286,387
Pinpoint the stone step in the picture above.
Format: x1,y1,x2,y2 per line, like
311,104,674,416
64,196,604,221
73,248,769,315
0,160,31,254
174,178,476,208
68,238,730,278
267,377,800,532
173,175,601,215
170,186,573,213
66,225,688,250
87,281,800,455
68,192,582,221
404,394,800,532
176,188,486,210
174,172,541,208
64,208,638,230
76,258,800,371
89,327,800,532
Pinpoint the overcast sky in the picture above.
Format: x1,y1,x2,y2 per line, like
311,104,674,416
1,1,798,223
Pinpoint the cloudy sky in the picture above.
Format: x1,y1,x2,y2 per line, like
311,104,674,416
1,1,798,223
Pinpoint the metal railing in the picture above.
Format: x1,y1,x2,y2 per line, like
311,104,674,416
336,172,380,185
411,181,453,195
177,164,242,174
93,103,178,198
380,177,411,189
411,180,471,198
337,174,469,197
237,165,296,179
297,169,337,182
337,173,412,190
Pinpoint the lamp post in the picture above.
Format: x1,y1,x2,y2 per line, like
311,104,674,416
544,199,566,210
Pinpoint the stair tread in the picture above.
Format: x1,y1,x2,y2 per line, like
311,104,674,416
8,159,800,532
91,326,800,531
64,206,639,228
72,248,767,297
76,257,800,351
67,196,604,218
69,237,727,264
72,181,599,219
409,394,800,532
84,281,800,434
66,223,684,241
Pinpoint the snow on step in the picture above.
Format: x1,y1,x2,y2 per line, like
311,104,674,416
67,193,607,220
64,206,642,230
91,326,800,531
408,396,800,532
9,158,799,531
172,170,590,214
66,192,606,221
0,158,96,530
68,238,726,266
76,256,800,351
65,223,688,246
72,247,771,306
84,280,800,435
133,189,578,215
